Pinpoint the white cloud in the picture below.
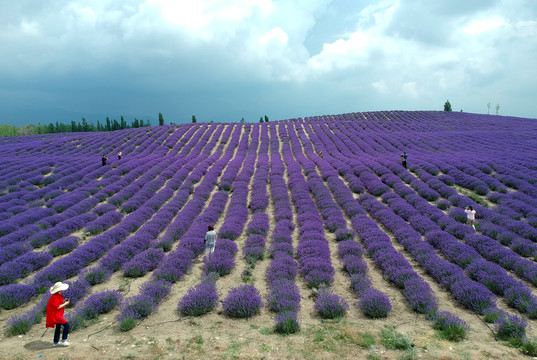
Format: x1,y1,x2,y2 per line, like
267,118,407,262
402,82,419,98
463,16,505,34
371,79,389,94
0,0,536,123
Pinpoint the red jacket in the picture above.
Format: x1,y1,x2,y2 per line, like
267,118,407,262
46,293,66,328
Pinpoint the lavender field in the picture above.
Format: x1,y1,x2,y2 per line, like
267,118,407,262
1,111,537,359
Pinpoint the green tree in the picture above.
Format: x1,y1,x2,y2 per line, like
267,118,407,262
264,115,269,123
120,115,127,129
82,117,89,132
19,124,36,135
240,117,245,123
444,100,452,112
158,112,164,126
132,118,140,128
259,117,263,123
0,124,18,136
112,119,120,131
192,115,197,123
36,123,48,134
106,117,111,131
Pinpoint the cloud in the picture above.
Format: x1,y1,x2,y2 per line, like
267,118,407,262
0,0,536,125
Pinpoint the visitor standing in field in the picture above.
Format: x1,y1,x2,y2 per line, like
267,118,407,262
401,151,408,168
204,225,217,259
117,150,122,160
102,154,108,166
46,282,70,347
465,206,477,230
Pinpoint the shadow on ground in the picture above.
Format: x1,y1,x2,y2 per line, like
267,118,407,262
24,340,53,351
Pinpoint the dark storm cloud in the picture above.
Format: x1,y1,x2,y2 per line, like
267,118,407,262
0,0,536,126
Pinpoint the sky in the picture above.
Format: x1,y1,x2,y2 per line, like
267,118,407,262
1,0,536,126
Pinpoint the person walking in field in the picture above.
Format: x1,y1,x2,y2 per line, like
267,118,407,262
117,150,122,160
465,206,476,230
46,282,71,347
102,154,108,166
401,151,408,169
204,225,217,259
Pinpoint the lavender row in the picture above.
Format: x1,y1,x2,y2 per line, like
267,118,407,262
264,124,301,333
296,122,392,318
117,125,244,329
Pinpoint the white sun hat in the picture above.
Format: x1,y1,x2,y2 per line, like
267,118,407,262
49,282,69,294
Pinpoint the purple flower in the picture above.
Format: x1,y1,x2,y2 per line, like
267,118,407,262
428,311,470,341
314,288,349,319
178,282,219,316
274,311,300,334
203,249,235,276
267,279,300,313
359,288,392,318
122,248,165,278
0,284,36,310
48,236,79,256
494,313,527,341
222,285,263,318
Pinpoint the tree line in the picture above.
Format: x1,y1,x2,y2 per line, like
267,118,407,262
0,113,166,137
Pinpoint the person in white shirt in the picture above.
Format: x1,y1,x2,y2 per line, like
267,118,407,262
465,206,476,230
204,225,217,259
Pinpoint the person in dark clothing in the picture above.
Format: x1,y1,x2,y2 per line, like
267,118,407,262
401,151,408,168
102,154,108,166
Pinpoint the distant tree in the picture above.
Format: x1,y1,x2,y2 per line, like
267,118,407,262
19,125,36,135
47,123,55,133
158,112,164,126
444,100,452,112
96,120,103,132
0,124,18,136
36,123,47,134
120,116,127,129
132,118,140,128
71,121,78,132
259,117,263,123
145,119,151,127
487,102,491,114
112,119,120,131
105,117,111,131
82,117,89,132
496,104,500,115
192,115,197,123
240,117,245,123
264,115,269,123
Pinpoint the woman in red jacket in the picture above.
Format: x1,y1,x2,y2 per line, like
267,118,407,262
46,282,71,347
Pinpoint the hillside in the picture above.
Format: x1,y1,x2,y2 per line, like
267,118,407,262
1,110,537,360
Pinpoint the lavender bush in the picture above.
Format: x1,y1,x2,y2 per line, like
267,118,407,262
428,311,470,341
359,288,392,318
314,288,349,319
178,281,219,316
222,285,263,318
48,236,79,256
494,314,527,341
274,311,300,334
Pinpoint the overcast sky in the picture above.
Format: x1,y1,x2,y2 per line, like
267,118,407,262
1,0,536,126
